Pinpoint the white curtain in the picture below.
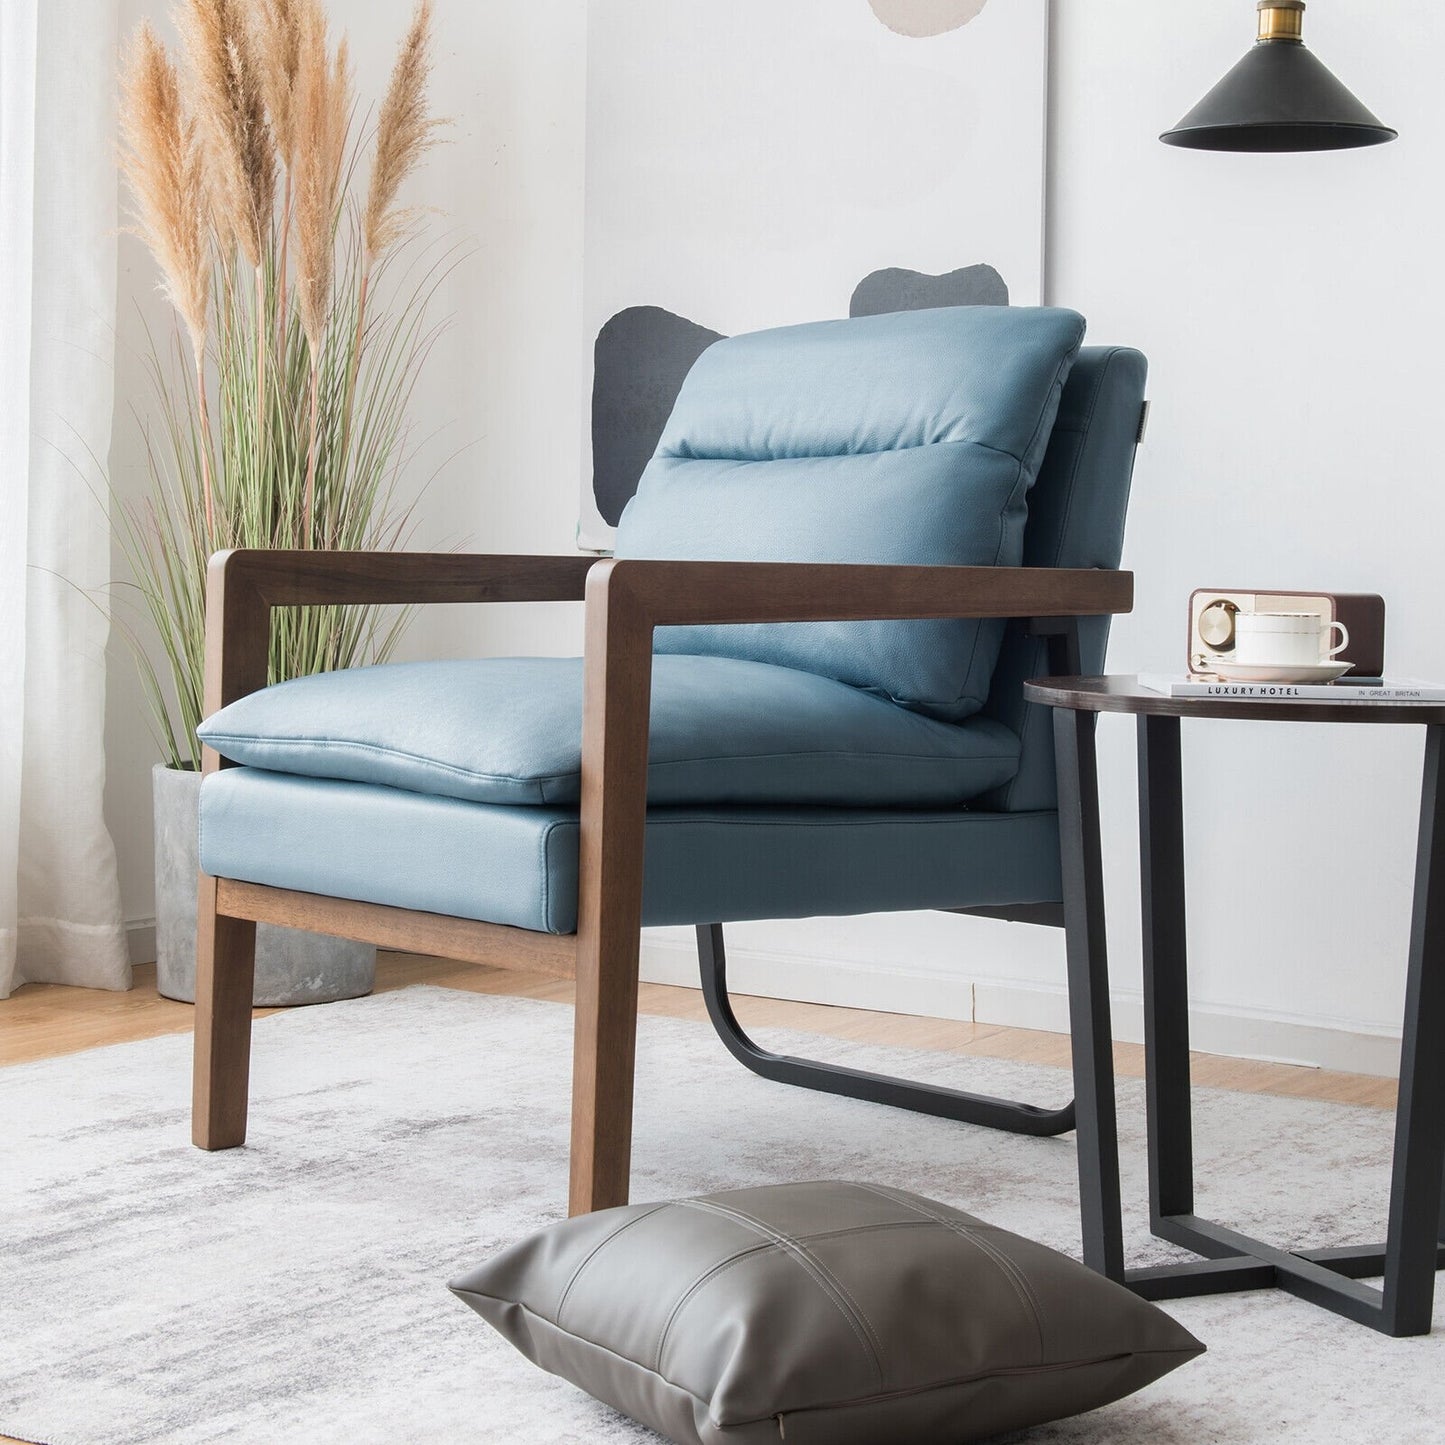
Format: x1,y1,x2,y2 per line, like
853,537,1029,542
0,0,128,999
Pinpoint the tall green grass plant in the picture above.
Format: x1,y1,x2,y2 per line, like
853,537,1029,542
118,0,443,769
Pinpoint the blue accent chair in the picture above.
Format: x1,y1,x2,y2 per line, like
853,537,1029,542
191,306,1146,1216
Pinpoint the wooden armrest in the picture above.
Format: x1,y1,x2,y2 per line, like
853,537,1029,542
589,559,1132,627
209,548,595,608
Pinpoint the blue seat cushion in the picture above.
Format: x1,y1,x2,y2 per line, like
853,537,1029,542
199,770,1063,934
197,654,1022,810
613,305,1086,721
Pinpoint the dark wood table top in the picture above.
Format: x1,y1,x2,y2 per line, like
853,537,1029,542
1024,675,1445,726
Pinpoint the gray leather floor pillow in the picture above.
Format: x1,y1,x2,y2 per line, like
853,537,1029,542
450,1180,1204,1444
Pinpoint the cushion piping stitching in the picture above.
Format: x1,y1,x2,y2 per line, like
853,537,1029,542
445,1292,1199,1431
678,1199,888,1371
675,1199,886,1390
660,433,1035,466
851,1182,1046,1363
554,1203,672,1326
651,1246,773,1379
853,1182,1045,1337
649,1217,962,1379
201,734,1020,785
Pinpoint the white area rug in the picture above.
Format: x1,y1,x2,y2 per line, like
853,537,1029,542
1,986,1441,1444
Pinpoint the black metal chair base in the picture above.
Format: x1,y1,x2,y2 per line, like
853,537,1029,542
694,923,1076,1138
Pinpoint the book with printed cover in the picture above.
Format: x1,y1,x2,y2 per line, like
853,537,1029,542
1137,674,1445,703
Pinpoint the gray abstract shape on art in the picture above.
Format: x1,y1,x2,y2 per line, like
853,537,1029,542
591,268,1005,525
849,263,1008,318
868,0,990,38
592,306,724,526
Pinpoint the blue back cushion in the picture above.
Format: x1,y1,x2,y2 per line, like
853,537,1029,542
613,306,1086,721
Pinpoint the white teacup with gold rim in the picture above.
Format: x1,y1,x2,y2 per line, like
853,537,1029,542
1232,611,1349,669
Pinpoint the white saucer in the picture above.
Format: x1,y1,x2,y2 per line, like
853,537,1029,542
1212,660,1353,684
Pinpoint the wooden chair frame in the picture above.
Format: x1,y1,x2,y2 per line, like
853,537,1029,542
193,548,1132,1215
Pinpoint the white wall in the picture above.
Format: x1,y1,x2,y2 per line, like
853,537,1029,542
1048,0,1439,1067
645,0,1443,1076
105,0,1441,1075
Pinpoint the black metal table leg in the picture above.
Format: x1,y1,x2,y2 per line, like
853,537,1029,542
1127,716,1445,1330
1126,719,1445,1333
1381,724,1445,1335
1054,706,1125,1281
1028,678,1445,1333
1137,714,1196,1227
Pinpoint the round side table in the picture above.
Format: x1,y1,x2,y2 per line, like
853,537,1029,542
1023,675,1445,1337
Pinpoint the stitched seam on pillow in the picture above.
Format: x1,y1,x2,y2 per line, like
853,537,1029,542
677,1200,885,1389
680,1200,887,1379
665,435,1033,465
850,1183,1045,1364
448,1295,722,1413
1020,321,1086,469
651,1219,949,1379
554,1204,672,1327
853,1183,1045,1334
699,1202,890,1369
685,1200,890,1367
444,1296,1190,1431
770,1351,1191,1425
201,735,552,791
652,1244,773,1378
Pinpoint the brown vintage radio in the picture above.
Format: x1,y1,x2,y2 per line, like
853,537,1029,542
1188,589,1386,678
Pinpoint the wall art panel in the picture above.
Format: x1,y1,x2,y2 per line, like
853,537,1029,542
580,0,1048,547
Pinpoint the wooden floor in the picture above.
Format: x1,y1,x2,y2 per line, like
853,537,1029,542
1,951,1396,1109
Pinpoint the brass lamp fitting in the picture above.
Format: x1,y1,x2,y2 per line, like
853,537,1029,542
1257,1,1305,43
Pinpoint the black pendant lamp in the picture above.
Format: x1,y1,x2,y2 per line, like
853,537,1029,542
1161,1,1397,152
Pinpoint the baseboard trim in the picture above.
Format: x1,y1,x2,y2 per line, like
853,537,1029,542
126,919,156,968
128,909,1399,1078
641,935,977,1021
639,935,1403,1080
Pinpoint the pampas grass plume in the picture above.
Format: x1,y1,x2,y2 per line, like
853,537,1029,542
249,0,303,166
177,0,276,267
120,25,210,361
292,3,350,353
363,0,439,261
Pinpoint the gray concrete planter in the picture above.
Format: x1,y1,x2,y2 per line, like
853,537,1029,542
153,764,375,1006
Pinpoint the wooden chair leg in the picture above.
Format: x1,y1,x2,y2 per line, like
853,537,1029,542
568,909,642,1216
569,565,651,1216
192,874,258,1150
